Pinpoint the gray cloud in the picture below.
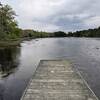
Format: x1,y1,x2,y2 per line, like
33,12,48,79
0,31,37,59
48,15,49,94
2,0,100,32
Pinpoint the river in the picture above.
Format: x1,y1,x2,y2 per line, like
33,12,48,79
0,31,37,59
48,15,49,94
0,38,100,100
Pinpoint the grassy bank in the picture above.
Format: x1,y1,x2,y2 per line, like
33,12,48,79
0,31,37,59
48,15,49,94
0,39,21,48
0,37,36,48
0,41,20,47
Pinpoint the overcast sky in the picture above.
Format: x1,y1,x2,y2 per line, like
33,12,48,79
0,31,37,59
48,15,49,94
2,0,100,32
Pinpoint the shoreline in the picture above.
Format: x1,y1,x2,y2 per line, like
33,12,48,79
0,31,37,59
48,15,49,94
0,40,21,48
0,37,36,48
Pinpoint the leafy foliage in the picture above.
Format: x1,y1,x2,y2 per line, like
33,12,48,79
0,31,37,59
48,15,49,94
0,3,21,40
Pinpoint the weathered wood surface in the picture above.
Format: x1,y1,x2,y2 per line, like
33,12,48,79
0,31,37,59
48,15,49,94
21,60,98,100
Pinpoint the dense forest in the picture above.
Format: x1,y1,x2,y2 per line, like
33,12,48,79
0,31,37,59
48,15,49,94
1,2,100,42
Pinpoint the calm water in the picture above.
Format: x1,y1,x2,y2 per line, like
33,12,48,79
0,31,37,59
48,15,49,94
0,38,100,100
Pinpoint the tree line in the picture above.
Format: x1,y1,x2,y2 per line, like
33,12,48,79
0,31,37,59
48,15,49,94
22,30,67,38
67,27,100,37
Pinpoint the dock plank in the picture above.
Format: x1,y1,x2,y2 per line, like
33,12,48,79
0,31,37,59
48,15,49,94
21,60,98,100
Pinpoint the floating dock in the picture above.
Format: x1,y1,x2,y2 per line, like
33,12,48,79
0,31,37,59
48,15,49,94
21,60,98,100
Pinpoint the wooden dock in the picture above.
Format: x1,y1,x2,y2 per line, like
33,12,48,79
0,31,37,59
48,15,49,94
21,60,98,100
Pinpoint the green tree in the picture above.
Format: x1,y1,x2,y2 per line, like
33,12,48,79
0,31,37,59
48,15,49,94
0,3,20,39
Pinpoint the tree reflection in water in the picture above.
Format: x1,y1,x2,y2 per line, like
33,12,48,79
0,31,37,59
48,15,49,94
0,47,20,78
